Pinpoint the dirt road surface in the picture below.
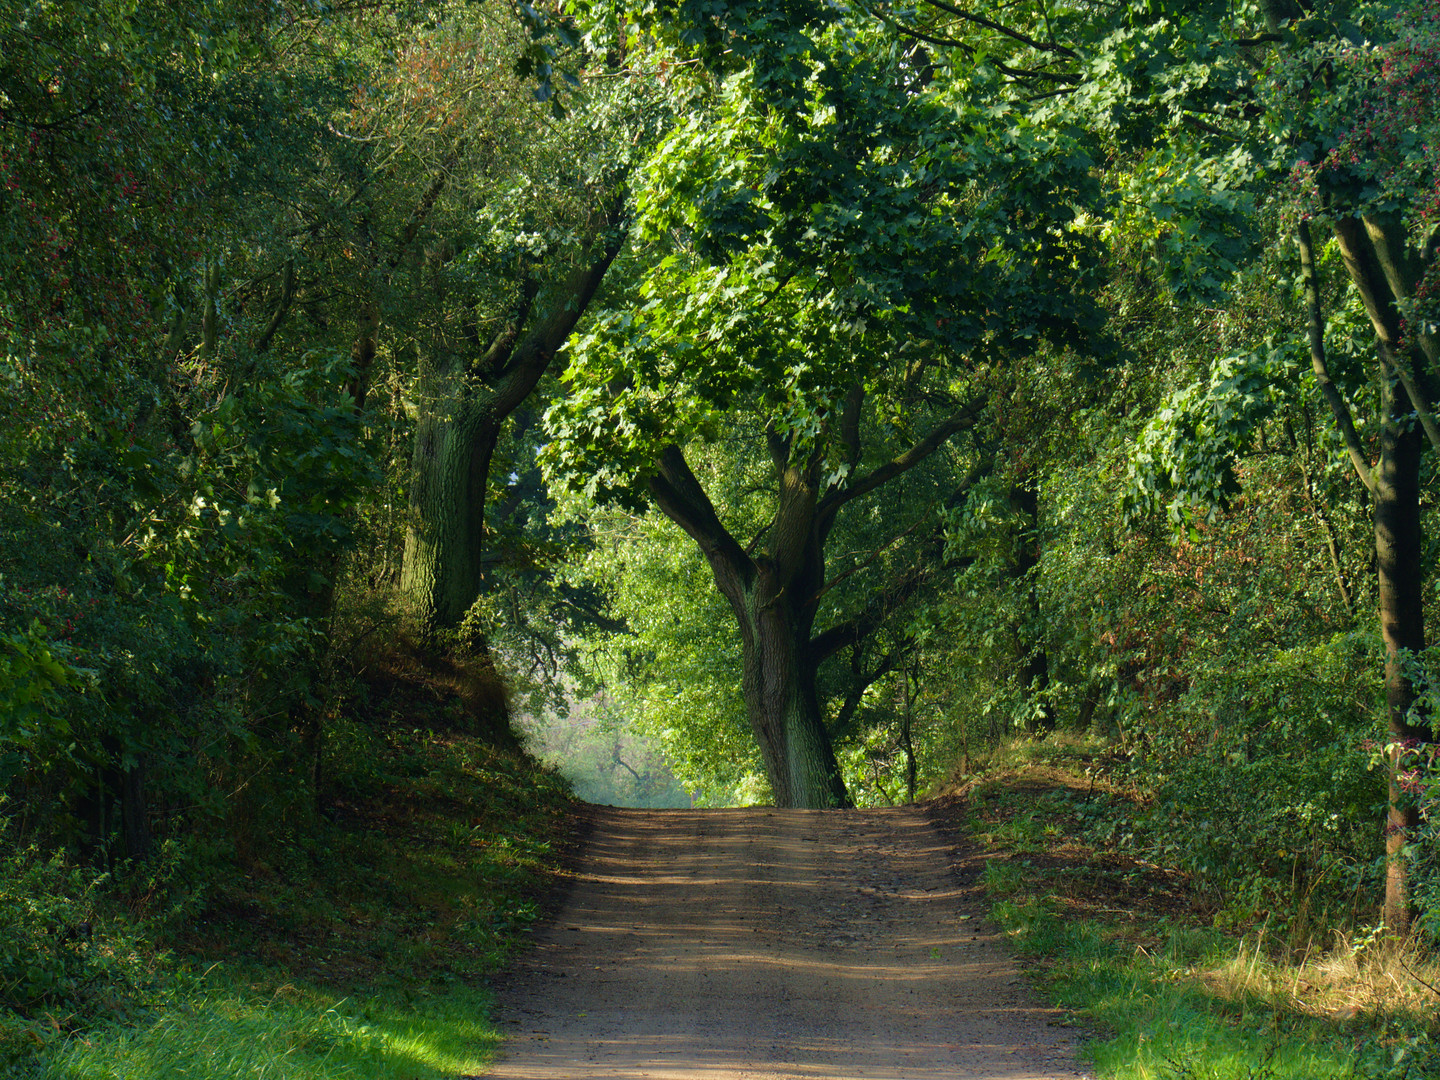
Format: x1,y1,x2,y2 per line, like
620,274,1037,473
484,805,1090,1080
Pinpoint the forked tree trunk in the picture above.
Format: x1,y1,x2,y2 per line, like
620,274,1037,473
646,402,984,808
650,444,852,808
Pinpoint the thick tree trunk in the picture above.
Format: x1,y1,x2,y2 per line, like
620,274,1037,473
733,573,850,808
649,445,852,808
400,372,499,638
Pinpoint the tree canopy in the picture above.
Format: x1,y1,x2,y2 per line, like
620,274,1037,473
1,0,1438,954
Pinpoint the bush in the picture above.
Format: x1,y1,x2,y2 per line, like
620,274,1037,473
1107,633,1386,934
0,832,166,1070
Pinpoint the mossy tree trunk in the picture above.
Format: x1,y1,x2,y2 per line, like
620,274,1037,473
400,218,625,645
1372,369,1427,933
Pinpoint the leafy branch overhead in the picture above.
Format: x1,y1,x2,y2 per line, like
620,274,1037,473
544,24,1105,508
5,13,1440,1068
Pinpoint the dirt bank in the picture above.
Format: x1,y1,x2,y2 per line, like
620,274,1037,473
485,805,1090,1080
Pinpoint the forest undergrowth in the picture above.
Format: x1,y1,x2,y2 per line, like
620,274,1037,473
0,653,576,1080
947,738,1440,1080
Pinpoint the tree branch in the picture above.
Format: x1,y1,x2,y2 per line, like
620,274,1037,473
919,0,1080,58
765,419,791,473
1363,212,1440,376
858,4,1081,83
253,259,296,354
387,165,454,273
808,564,930,667
647,444,755,591
611,749,645,786
1332,216,1440,453
473,274,540,379
830,645,904,740
488,194,628,418
817,396,986,523
807,451,989,670
1298,220,1374,493
808,517,928,607
838,382,865,473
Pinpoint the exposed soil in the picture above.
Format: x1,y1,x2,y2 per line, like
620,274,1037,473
484,804,1092,1080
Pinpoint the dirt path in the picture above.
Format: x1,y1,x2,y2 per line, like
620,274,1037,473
484,806,1090,1080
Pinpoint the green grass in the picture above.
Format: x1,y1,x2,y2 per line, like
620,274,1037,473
2,656,577,1079
32,983,499,1080
952,744,1440,1080
992,899,1358,1080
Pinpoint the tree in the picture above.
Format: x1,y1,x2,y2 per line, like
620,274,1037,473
375,20,681,652
397,199,627,641
0,0,600,850
861,0,1435,932
1097,0,1439,933
546,13,1103,806
0,0,319,857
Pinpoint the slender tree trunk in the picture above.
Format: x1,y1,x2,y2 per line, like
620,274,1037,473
1327,215,1437,934
901,666,918,803
1010,482,1054,733
1374,367,1429,934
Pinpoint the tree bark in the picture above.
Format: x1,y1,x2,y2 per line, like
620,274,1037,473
647,443,851,807
1009,481,1054,733
401,212,625,642
738,570,851,808
1373,361,1429,934
400,369,502,637
901,665,918,803
647,400,983,807
1324,214,1436,934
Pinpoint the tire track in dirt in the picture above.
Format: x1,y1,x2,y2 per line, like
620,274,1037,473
484,806,1090,1080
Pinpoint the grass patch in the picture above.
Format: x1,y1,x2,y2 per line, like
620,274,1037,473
943,739,1440,1080
2,648,577,1078
32,983,499,1080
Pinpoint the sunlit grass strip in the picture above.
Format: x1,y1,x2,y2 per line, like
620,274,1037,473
35,982,498,1080
991,898,1357,1080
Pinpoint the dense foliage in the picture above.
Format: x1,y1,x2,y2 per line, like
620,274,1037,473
2,0,1439,1069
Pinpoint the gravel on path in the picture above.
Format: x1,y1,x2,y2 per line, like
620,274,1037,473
483,805,1091,1080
